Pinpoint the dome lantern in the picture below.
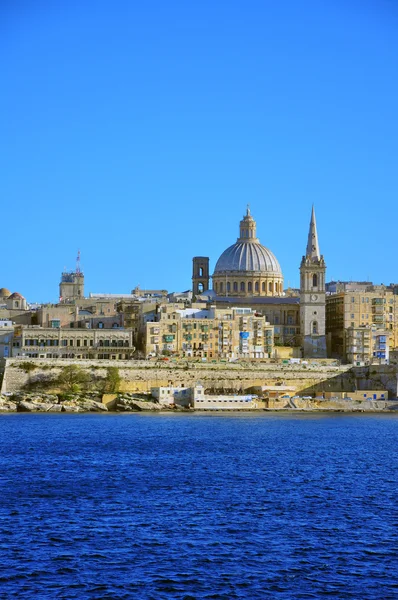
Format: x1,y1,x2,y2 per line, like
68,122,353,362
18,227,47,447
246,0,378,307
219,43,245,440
212,208,284,298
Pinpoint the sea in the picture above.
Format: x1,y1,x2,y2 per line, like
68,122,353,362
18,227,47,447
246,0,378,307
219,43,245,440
0,412,397,599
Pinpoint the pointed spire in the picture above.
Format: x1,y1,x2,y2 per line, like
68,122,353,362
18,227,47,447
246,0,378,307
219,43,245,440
306,205,320,260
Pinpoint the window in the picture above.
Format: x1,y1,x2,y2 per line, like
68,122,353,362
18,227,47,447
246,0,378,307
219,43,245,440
313,274,318,287
233,282,238,292
262,282,265,292
312,321,318,334
220,282,223,293
248,282,252,292
269,283,272,292
98,322,104,329
351,297,355,303
227,282,231,292
255,282,259,292
240,282,245,292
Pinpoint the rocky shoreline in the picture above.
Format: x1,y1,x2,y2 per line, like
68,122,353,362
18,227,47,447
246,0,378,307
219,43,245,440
2,392,398,414
0,393,175,413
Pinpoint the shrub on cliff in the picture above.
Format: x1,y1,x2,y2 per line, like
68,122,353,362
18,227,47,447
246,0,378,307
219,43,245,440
103,367,121,393
57,365,90,393
18,362,36,373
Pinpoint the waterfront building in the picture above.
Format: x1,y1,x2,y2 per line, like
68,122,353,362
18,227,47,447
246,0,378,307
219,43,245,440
191,206,326,355
345,325,390,365
326,286,398,359
12,325,134,360
143,304,274,360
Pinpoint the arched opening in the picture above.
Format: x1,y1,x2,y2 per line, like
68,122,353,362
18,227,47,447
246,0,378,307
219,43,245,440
269,282,272,292
274,282,278,292
312,321,318,334
227,282,231,292
262,282,266,292
233,282,238,292
240,282,245,292
255,281,259,292
220,282,223,293
313,274,318,287
248,282,252,292
198,283,204,293
199,267,203,277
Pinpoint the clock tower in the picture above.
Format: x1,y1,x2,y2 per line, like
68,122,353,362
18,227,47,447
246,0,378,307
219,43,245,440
299,206,327,358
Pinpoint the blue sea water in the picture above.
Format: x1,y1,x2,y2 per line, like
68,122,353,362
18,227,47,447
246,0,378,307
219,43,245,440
0,413,397,599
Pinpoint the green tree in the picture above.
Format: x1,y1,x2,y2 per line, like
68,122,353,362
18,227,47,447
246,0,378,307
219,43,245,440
57,365,90,392
103,367,121,393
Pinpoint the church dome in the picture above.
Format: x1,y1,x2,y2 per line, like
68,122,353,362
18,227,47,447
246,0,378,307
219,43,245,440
212,207,284,298
214,241,281,274
0,287,11,298
213,207,282,275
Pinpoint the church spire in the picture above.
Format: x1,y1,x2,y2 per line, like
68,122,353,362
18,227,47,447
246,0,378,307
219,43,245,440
306,205,320,261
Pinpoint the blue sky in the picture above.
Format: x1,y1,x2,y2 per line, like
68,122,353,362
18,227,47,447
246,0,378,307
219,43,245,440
1,0,397,302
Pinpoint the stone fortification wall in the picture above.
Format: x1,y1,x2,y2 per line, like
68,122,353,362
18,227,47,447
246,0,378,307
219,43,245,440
2,358,397,397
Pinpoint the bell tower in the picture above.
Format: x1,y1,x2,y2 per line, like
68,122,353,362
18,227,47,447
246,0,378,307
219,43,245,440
300,207,327,358
192,257,210,295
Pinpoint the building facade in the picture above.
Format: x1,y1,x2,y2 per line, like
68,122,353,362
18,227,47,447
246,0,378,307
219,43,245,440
211,207,284,298
326,286,398,359
299,206,327,358
345,326,390,365
12,326,134,360
143,305,274,360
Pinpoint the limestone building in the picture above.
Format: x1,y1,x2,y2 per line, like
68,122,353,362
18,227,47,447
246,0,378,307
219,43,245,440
142,304,274,360
326,285,398,359
299,207,327,357
12,325,134,360
60,267,84,302
211,207,283,298
192,206,326,355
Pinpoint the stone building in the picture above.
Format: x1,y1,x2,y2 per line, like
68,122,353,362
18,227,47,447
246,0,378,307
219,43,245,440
12,326,134,360
345,326,389,365
143,304,274,360
299,206,327,357
192,206,326,354
326,285,398,359
211,207,284,298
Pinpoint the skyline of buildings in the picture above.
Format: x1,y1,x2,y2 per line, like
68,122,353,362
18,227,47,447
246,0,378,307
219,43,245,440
1,205,397,365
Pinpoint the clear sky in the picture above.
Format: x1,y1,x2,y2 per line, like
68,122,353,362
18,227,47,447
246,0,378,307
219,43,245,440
1,0,397,302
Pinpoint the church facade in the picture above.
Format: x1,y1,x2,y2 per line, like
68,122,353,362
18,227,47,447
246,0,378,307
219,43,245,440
192,206,327,358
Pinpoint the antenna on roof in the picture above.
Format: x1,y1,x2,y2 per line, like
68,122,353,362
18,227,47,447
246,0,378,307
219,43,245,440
76,250,81,274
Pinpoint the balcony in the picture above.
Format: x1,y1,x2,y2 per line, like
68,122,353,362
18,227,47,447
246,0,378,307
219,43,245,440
163,335,174,342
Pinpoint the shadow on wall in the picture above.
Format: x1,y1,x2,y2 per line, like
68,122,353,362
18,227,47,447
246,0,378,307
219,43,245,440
296,366,398,398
